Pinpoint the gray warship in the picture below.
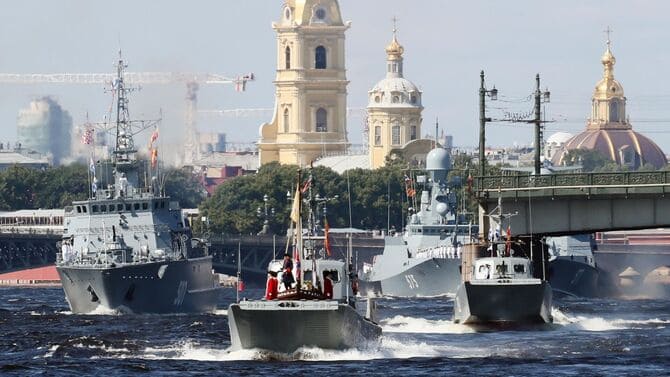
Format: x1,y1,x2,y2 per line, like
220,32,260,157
453,199,552,325
228,172,381,353
359,147,478,297
56,52,220,314
547,234,600,297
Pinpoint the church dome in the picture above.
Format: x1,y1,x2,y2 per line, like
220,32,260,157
369,77,421,107
552,129,667,169
552,36,666,170
368,29,422,108
546,132,573,146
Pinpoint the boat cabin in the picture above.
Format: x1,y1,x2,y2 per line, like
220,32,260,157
473,257,533,280
268,259,348,301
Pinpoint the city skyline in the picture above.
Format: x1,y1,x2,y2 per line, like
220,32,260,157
1,1,669,153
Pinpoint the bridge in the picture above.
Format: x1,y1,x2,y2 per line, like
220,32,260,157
475,171,670,237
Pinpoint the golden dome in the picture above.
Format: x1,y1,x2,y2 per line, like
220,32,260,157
593,40,624,98
385,34,404,60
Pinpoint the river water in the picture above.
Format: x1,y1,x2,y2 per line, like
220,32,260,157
0,287,668,376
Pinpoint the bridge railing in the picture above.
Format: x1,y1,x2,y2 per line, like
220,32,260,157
476,171,670,194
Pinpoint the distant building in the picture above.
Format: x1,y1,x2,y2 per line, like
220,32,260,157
258,0,350,166
199,132,227,153
544,132,573,161
0,145,49,171
552,38,666,169
367,26,425,169
17,97,72,165
190,151,259,195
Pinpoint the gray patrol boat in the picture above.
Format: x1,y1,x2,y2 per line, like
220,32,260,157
453,198,552,325
56,52,220,314
228,172,381,353
359,147,478,297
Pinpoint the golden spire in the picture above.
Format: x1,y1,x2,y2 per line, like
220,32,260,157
385,16,404,60
601,26,616,79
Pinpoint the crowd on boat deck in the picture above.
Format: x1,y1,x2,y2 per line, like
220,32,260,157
264,252,334,300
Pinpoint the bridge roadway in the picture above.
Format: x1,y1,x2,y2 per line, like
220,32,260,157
476,171,670,237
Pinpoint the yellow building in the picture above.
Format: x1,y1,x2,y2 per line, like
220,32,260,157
367,27,424,169
258,0,350,166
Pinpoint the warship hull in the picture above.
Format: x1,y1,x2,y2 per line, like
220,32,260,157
549,256,600,297
228,300,381,353
453,280,553,325
57,256,220,314
359,257,461,297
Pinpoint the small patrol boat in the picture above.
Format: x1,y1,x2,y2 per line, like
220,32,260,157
453,198,552,325
453,250,553,325
227,171,381,353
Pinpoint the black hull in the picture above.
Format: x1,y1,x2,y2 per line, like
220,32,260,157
454,281,553,325
228,301,381,353
549,257,600,297
56,257,220,314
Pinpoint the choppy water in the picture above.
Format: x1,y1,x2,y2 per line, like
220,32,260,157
1,287,668,376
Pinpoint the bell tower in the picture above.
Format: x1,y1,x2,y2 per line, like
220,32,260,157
258,0,351,166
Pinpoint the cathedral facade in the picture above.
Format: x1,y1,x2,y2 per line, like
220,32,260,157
258,0,350,166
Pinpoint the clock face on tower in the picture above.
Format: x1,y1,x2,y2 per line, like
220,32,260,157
284,7,292,21
315,8,326,20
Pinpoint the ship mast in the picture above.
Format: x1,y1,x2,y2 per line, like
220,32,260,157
113,50,138,165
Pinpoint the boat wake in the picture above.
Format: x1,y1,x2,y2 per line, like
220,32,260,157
381,315,473,334
552,307,670,331
139,337,489,361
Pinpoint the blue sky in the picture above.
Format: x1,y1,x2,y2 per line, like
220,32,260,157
1,0,670,152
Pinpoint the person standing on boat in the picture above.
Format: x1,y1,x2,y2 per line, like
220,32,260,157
323,271,334,299
282,253,295,289
265,271,279,300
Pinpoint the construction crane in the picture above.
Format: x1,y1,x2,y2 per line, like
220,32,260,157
0,70,255,165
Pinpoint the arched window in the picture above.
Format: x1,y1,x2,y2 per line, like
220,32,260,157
410,125,417,140
374,125,381,146
283,108,290,133
391,123,401,145
609,101,619,122
285,46,291,70
316,108,327,132
315,46,327,69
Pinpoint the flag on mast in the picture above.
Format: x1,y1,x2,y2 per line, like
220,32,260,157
324,217,332,256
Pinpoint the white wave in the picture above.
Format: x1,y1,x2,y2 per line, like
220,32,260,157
381,315,474,334
140,337,489,362
552,308,670,331
213,309,228,316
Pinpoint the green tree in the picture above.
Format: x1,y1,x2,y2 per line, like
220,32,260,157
162,167,206,208
562,149,612,172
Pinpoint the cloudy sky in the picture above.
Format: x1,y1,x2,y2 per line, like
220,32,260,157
1,0,670,152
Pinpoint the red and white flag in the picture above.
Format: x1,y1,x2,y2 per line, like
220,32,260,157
81,128,94,145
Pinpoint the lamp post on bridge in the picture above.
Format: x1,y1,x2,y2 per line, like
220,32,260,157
257,194,275,235
479,70,498,178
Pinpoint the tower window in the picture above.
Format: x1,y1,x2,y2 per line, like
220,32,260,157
410,125,417,140
392,95,400,104
283,108,290,133
392,124,401,145
285,46,291,70
609,101,619,122
316,108,327,132
315,46,327,69
410,95,417,104
374,125,381,146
